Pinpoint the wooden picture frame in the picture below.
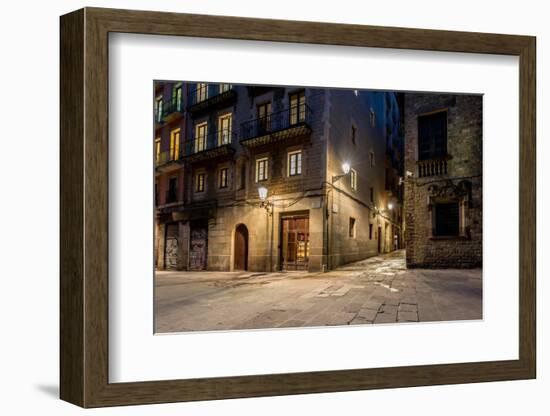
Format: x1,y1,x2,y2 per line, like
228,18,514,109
60,7,536,408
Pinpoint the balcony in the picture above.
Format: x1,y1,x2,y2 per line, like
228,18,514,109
247,86,278,97
155,151,181,173
154,108,164,130
165,189,179,204
417,155,452,178
182,129,236,163
187,84,237,114
162,98,184,123
240,105,312,148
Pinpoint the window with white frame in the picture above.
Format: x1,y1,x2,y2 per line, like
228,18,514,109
195,172,205,193
289,91,306,125
172,84,183,111
196,83,208,102
218,113,232,145
169,128,180,160
350,168,357,190
194,122,208,153
219,167,228,189
219,83,232,93
155,97,163,122
288,150,302,176
155,138,161,163
256,157,269,182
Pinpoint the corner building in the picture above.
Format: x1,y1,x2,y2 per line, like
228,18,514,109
155,83,403,272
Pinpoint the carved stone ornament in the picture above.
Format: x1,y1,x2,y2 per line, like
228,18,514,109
427,179,471,204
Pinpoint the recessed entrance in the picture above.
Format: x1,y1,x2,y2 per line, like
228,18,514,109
234,224,249,271
189,222,208,271
164,223,179,270
280,215,310,271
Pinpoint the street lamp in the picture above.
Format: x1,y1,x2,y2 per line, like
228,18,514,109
388,202,394,210
257,185,272,215
258,185,268,202
332,162,352,183
342,162,351,175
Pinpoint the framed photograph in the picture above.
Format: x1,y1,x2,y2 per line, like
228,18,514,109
60,7,536,408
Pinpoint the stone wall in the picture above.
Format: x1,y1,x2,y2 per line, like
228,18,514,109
404,93,482,268
327,90,398,268
194,195,326,272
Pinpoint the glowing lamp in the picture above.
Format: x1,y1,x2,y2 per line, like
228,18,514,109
342,162,351,175
258,186,268,202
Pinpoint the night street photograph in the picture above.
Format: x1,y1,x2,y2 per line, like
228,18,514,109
153,82,482,333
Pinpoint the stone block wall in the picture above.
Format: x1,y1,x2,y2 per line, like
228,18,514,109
200,195,326,272
404,93,482,268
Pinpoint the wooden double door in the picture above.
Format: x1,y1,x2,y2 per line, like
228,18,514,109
280,215,309,271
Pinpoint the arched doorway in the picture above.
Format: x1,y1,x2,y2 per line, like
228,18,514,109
234,224,249,271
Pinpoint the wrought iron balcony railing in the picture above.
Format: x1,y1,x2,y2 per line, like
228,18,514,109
182,128,236,162
162,98,184,121
155,150,181,169
240,104,312,147
187,83,236,112
417,155,451,178
165,189,179,204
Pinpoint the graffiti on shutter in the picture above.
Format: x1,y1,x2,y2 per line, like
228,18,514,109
189,227,207,270
164,223,179,270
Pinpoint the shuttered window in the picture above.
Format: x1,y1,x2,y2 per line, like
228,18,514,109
418,111,447,160
434,202,459,236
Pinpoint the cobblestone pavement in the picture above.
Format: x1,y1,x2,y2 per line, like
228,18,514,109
154,250,482,333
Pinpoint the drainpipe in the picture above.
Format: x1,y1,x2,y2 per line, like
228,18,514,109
269,204,274,272
324,186,332,272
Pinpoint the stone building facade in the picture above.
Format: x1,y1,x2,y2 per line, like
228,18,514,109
155,82,403,272
154,82,186,270
404,93,482,268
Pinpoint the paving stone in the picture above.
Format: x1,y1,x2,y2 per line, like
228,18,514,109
384,296,401,307
356,307,378,321
417,306,441,322
234,308,301,329
360,300,383,311
398,303,418,313
343,302,364,314
306,312,351,327
155,250,482,333
381,304,398,314
398,311,419,322
374,313,397,324
324,312,357,326
350,316,374,325
278,319,306,328
400,296,418,305
289,302,330,322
